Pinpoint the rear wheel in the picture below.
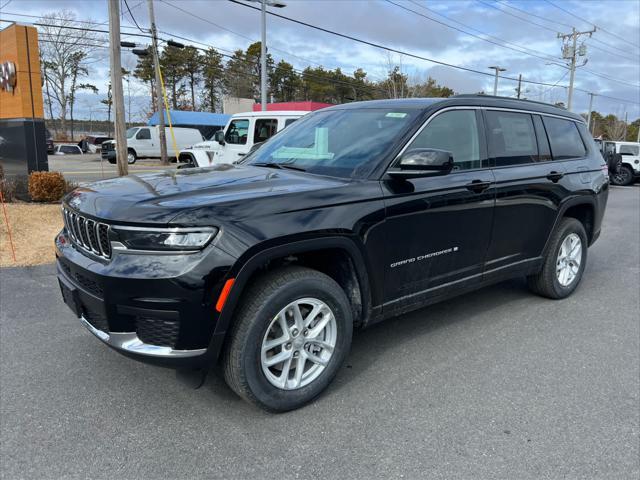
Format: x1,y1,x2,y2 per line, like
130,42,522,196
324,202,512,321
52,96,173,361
223,266,353,412
612,164,634,186
527,218,587,299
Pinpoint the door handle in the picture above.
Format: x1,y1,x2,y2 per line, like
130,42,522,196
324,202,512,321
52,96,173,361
546,171,564,182
465,180,492,193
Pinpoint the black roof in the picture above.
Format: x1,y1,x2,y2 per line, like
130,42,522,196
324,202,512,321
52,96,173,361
324,95,584,122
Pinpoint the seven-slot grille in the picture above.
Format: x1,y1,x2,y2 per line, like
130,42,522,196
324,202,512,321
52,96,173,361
63,208,112,259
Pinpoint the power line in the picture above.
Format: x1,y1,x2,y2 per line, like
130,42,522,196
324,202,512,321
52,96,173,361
496,0,572,29
544,0,640,49
123,0,146,33
391,0,561,65
476,0,559,34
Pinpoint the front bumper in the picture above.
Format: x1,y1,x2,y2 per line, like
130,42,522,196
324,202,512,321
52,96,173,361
56,229,235,367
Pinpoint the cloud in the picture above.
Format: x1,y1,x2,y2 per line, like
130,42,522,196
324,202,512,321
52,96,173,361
7,0,638,119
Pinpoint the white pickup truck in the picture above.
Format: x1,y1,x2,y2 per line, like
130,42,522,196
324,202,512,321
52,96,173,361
178,111,309,167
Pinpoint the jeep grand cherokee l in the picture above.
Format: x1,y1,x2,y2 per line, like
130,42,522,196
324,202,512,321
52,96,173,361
56,96,608,412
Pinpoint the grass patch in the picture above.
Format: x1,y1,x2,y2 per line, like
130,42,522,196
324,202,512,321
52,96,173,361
0,203,63,267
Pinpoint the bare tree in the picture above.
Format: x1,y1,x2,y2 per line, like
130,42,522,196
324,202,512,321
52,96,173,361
603,114,627,140
38,10,101,137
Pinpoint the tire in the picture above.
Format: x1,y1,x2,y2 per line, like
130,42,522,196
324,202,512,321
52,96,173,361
107,158,116,164
223,266,353,412
527,217,588,299
612,164,634,186
127,149,137,164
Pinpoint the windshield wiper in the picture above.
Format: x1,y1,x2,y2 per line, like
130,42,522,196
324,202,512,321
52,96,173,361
252,162,306,172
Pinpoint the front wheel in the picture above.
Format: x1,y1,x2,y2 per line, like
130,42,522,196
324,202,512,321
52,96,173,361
127,150,137,164
611,164,634,186
527,217,587,299
223,266,353,412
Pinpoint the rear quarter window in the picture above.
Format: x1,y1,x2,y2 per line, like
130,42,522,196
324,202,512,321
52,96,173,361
543,117,586,160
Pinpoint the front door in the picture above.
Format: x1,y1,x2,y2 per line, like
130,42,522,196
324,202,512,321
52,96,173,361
381,108,495,309
219,118,250,163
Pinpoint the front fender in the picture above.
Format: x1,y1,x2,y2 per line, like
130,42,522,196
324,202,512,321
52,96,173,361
204,235,373,362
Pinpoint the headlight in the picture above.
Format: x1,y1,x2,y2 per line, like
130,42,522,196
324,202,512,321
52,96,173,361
113,227,218,251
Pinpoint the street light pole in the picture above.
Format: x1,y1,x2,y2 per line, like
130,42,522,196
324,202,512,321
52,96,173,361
107,0,128,176
147,0,169,165
488,66,506,96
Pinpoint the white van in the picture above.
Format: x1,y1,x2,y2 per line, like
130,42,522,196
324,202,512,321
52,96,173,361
102,126,204,164
178,111,309,167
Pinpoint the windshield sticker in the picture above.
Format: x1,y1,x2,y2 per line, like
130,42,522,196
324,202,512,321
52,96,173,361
385,112,408,118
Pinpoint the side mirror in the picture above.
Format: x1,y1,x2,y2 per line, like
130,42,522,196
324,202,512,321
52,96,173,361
214,130,225,145
388,148,453,178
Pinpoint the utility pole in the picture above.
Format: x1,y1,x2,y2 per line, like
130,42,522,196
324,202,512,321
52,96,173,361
108,0,128,176
488,66,506,96
586,92,596,134
623,111,628,140
260,0,267,111
516,74,522,99
147,0,168,165
558,27,596,111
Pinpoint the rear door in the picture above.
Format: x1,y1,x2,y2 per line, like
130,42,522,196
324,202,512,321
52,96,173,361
381,108,496,307
483,110,576,280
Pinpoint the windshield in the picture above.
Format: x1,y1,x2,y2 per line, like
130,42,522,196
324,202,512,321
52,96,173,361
245,108,421,178
126,128,138,139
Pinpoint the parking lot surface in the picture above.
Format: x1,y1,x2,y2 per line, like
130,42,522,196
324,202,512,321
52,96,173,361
1,186,638,479
49,154,177,183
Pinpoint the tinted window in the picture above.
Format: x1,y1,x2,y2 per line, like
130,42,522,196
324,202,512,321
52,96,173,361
254,119,278,143
225,119,249,145
61,146,79,154
532,115,552,161
543,117,586,160
486,111,538,166
136,128,151,140
246,108,421,179
620,145,639,156
284,118,298,127
409,110,483,170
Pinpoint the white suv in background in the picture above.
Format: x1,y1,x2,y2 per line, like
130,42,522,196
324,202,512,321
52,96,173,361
601,140,640,185
178,111,309,167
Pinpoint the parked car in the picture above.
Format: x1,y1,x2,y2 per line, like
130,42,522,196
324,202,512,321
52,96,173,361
56,96,608,412
45,129,54,154
178,111,307,167
600,140,640,186
101,126,203,164
82,136,112,154
53,144,83,155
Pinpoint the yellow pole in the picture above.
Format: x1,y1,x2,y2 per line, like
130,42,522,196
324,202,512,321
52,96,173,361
157,65,180,159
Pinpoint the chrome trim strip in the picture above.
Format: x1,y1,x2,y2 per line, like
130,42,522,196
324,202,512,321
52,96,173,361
387,104,586,174
80,316,206,358
111,242,201,255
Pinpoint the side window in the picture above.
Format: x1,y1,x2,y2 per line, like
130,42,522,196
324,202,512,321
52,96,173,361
284,118,298,128
532,115,552,162
225,119,249,145
486,111,538,166
136,128,151,140
619,145,639,156
408,109,483,170
254,119,278,143
542,117,586,160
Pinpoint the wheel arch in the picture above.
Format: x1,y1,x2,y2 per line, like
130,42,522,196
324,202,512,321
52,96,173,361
207,236,372,361
543,197,597,256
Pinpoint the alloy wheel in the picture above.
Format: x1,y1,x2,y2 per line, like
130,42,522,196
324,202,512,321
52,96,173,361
556,233,582,287
261,298,337,390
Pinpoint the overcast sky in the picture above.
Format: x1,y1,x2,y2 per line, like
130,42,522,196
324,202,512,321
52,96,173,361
1,0,639,121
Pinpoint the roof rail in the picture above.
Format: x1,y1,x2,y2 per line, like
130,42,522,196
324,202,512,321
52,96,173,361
452,93,564,109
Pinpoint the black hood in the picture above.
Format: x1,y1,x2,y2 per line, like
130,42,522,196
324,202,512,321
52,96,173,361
64,164,350,225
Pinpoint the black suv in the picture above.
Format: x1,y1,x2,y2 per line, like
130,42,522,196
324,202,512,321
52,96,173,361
56,96,608,411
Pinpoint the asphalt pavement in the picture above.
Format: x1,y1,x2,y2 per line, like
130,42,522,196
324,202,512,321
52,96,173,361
48,154,177,183
1,185,638,479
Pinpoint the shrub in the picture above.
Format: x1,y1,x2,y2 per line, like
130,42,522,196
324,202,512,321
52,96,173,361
0,177,16,202
28,171,68,202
